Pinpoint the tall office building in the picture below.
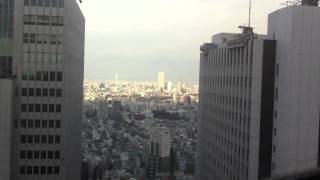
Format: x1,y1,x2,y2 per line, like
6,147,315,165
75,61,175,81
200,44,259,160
196,1,320,180
0,0,85,179
146,126,172,180
157,72,165,91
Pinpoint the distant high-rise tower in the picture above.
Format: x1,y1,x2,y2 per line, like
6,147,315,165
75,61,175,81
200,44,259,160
196,2,320,180
0,0,85,179
146,126,171,180
177,80,182,93
115,73,119,91
157,72,165,91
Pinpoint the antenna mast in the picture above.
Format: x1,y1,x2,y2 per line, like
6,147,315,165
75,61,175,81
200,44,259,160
248,0,252,27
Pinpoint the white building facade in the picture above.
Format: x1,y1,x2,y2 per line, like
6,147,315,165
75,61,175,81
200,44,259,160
0,0,85,179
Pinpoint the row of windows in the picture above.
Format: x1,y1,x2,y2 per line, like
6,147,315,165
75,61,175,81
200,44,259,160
24,15,63,26
202,47,252,68
21,104,62,113
21,88,62,97
20,134,61,144
20,150,60,160
20,119,61,128
23,33,63,45
0,56,12,75
0,0,14,38
24,0,64,8
22,71,63,81
20,166,60,175
201,76,252,88
0,0,14,8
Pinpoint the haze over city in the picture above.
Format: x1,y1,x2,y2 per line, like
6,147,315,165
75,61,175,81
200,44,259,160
80,0,283,82
3,0,320,180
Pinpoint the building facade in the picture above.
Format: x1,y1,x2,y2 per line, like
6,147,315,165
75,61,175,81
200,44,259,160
196,1,320,180
158,72,165,91
0,0,85,179
268,4,320,178
146,126,172,180
196,29,276,180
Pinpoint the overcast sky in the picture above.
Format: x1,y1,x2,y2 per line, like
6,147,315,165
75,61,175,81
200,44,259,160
79,0,283,83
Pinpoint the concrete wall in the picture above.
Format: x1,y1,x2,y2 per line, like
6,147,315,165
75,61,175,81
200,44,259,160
268,6,320,177
0,79,14,180
62,0,85,179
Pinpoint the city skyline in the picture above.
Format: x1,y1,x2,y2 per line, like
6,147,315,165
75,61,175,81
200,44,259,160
79,0,284,83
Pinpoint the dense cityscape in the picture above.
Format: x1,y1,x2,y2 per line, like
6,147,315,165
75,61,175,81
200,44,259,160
81,73,198,179
3,1,320,180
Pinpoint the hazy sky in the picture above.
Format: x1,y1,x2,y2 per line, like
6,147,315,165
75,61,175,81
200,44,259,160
79,0,283,83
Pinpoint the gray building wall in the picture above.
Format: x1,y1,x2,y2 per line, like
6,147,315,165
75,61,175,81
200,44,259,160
0,79,14,180
0,0,86,180
196,33,276,180
268,6,320,177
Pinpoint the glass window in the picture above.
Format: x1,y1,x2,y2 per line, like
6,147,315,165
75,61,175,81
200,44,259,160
34,135,40,143
55,151,60,159
42,104,48,112
30,33,36,43
48,151,54,159
49,120,55,128
42,120,47,128
43,88,48,96
48,166,53,174
38,0,44,6
50,72,56,81
24,0,30,6
20,135,26,143
34,166,39,175
49,104,55,112
56,104,61,112
36,88,41,96
36,71,42,81
54,166,60,174
20,151,26,159
20,166,26,175
35,104,41,112
23,33,29,43
28,104,34,112
27,135,33,143
41,135,47,143
31,0,36,6
21,119,27,128
55,135,60,144
56,120,61,128
22,88,28,96
27,151,33,159
52,0,57,7
58,0,64,8
27,166,32,175
43,71,48,81
45,0,50,7
57,72,62,81
41,151,46,159
27,119,33,128
34,151,40,159
28,88,34,96
21,104,27,112
35,119,41,128
48,135,54,144
41,166,46,174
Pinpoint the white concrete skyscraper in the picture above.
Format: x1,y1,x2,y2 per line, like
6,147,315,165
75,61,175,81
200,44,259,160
196,1,320,180
157,72,165,91
0,0,85,179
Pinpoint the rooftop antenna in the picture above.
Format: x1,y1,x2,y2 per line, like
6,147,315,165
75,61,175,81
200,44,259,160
248,0,252,27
